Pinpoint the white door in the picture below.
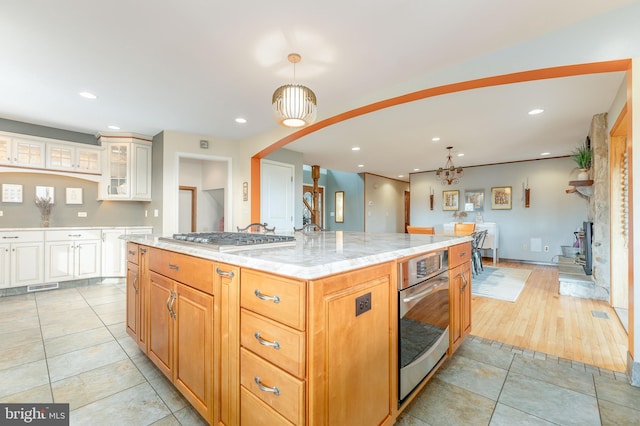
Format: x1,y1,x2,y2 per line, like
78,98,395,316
261,160,294,234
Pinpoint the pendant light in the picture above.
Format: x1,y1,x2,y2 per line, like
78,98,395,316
436,146,463,185
272,53,317,128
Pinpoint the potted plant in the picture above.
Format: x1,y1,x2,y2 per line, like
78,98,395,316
572,141,592,180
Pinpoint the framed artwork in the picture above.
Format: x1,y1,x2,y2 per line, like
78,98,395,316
491,186,512,210
2,184,23,203
442,190,459,211
35,186,55,203
66,187,83,205
335,191,344,223
464,189,484,211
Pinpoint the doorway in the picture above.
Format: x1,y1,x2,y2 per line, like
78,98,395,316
303,184,325,228
179,186,197,233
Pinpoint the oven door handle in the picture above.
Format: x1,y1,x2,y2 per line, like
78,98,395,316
402,277,448,303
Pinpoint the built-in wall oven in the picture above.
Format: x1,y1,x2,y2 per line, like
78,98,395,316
398,249,449,404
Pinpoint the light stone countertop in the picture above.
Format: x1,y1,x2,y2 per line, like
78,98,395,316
125,231,472,280
0,226,152,231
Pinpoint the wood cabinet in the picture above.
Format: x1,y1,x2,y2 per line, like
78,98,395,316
239,269,306,425
126,243,148,352
98,134,152,201
449,242,472,354
0,230,45,288
306,262,395,426
147,247,214,423
44,229,101,282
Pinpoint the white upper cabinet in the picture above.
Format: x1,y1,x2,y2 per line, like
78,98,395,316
0,136,45,168
99,133,152,201
46,142,101,174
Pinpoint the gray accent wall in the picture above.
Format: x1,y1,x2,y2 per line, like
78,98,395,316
0,118,98,145
410,157,587,263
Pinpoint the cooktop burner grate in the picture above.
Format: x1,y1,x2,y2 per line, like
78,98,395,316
160,232,296,251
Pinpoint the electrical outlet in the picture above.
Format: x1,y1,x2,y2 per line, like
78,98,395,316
522,243,528,251
145,210,148,217
355,292,372,317
0,210,3,217
154,209,159,217
544,245,550,252
78,212,87,217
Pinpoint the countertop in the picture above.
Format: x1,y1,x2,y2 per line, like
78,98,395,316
125,231,471,280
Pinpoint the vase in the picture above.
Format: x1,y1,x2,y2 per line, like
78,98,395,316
578,169,589,180
41,215,50,228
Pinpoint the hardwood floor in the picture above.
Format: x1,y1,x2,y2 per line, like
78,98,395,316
471,260,628,372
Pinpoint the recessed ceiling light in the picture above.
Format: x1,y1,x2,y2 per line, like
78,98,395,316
432,137,440,142
357,164,364,168
235,117,247,124
79,91,97,99
413,168,420,172
352,147,360,151
398,175,404,178
457,153,464,157
528,108,544,115
107,125,120,130
541,152,551,156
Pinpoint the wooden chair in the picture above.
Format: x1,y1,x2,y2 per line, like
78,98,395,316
453,223,476,235
407,226,435,234
236,222,275,234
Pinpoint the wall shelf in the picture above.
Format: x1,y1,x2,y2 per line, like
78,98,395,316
566,180,594,197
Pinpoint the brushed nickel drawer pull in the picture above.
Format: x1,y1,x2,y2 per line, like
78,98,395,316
168,263,180,270
459,252,466,257
128,250,136,255
216,267,235,278
2,236,19,239
254,377,280,396
254,289,280,304
254,332,280,350
140,247,147,254
68,234,82,237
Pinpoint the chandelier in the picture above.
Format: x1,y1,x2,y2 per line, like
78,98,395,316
272,53,317,128
436,146,463,185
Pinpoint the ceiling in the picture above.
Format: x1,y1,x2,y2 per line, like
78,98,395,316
2,1,639,182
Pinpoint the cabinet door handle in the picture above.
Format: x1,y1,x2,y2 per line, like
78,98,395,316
460,271,468,291
165,292,172,314
254,377,280,396
254,332,280,350
132,276,139,293
169,290,177,319
216,267,235,278
168,263,180,271
254,289,280,304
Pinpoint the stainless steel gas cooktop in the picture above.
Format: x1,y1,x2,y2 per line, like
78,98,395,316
160,232,297,252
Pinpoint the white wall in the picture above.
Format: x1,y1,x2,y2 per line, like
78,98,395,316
410,157,587,262
178,158,225,232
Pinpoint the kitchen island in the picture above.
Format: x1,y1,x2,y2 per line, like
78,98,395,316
124,231,472,425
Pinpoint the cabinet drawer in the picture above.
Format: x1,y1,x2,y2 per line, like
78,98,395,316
241,309,305,378
126,243,139,264
148,247,213,295
45,229,101,241
241,269,305,330
449,242,471,268
241,387,294,426
0,230,44,243
240,348,304,425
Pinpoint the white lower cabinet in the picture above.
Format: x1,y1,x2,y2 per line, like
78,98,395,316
45,229,101,282
101,228,127,277
0,230,45,288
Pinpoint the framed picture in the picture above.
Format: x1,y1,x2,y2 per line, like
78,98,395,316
35,186,55,203
66,187,83,205
464,189,484,211
442,190,459,211
335,191,344,222
491,186,512,210
2,184,23,203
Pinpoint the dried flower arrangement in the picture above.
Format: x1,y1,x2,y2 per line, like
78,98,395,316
452,211,468,222
35,196,53,227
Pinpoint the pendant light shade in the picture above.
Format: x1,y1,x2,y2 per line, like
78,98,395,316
272,53,317,128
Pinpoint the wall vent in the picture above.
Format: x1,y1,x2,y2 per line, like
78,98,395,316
27,282,59,292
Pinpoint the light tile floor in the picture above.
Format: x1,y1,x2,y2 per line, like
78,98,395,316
2,281,640,425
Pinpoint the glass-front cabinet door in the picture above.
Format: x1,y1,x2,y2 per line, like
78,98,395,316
13,138,45,168
107,143,130,197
